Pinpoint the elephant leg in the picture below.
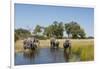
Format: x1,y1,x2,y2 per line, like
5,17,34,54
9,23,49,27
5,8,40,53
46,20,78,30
50,42,53,48
24,46,26,49
53,42,56,48
56,42,59,48
69,46,71,54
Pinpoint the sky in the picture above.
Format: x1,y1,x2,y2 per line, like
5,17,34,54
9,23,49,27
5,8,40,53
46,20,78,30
15,3,94,37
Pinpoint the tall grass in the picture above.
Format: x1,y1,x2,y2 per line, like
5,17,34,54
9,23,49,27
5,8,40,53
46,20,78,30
71,44,94,61
15,40,24,52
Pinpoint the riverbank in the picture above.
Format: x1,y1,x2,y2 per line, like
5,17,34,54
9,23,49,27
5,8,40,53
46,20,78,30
15,39,94,61
15,39,94,52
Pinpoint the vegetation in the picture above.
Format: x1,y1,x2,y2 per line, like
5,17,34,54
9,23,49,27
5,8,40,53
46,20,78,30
14,21,94,61
65,21,86,39
14,21,92,41
31,21,86,39
71,44,94,61
15,39,94,61
33,25,42,35
15,28,31,42
43,21,64,38
87,36,94,39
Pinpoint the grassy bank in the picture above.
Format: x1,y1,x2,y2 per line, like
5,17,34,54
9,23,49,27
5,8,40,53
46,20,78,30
71,44,94,61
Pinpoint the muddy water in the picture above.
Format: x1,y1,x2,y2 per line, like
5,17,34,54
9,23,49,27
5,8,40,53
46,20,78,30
15,48,80,65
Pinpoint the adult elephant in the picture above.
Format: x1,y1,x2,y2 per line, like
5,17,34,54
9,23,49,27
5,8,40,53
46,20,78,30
50,37,59,48
63,39,71,53
23,37,39,50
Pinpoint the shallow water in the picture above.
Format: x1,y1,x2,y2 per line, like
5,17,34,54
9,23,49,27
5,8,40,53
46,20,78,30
15,48,80,65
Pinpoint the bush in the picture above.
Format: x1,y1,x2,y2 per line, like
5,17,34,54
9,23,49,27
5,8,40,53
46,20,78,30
35,35,48,40
15,28,31,42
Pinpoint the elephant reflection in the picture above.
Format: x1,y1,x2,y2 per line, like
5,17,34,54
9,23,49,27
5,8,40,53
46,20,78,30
23,50,36,59
63,49,70,62
50,47,59,53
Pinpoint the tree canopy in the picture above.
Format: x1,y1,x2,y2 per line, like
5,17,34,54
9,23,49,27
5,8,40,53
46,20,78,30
15,21,87,42
65,21,86,39
33,25,42,35
43,21,64,38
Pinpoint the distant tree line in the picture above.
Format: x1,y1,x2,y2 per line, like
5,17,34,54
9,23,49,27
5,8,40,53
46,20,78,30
15,21,93,42
15,28,31,42
33,21,86,39
43,21,64,39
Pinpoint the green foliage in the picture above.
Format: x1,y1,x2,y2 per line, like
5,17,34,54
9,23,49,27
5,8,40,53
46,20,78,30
78,29,86,39
65,21,86,39
15,21,87,40
34,35,47,40
15,32,19,42
43,21,64,38
33,25,42,34
65,23,72,38
15,28,31,42
34,21,86,39
43,27,52,38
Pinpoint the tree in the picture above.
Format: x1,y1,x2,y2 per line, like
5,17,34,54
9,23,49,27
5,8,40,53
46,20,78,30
78,28,86,39
15,32,19,42
65,21,86,39
65,23,72,38
33,25,42,35
70,22,80,38
43,21,64,38
43,27,51,37
15,28,31,42
43,25,55,38
57,22,64,38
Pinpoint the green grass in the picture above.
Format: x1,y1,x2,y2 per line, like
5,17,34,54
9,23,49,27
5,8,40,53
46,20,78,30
80,45,94,61
71,44,94,61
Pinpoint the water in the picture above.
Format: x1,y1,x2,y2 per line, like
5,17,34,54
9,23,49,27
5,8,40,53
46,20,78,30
15,48,80,65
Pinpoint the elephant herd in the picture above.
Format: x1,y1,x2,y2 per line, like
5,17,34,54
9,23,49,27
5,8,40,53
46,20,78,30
23,37,71,52
50,37,71,52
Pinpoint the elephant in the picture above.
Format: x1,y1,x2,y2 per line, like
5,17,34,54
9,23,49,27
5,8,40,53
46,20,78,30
63,39,71,53
23,37,39,50
50,37,59,48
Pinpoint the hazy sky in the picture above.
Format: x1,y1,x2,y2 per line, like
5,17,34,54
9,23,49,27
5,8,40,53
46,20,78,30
15,3,94,37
